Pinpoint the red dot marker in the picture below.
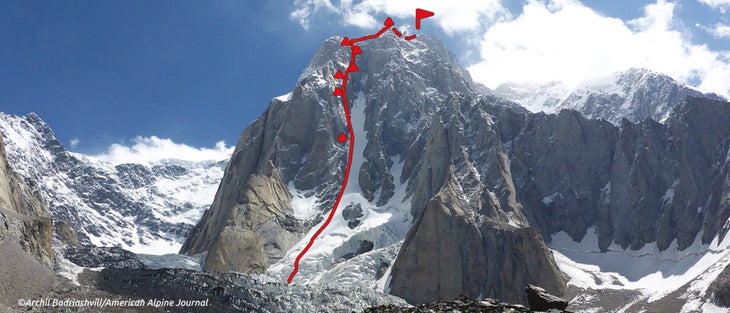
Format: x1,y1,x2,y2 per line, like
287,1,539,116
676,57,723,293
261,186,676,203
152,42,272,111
337,133,348,142
415,8,434,30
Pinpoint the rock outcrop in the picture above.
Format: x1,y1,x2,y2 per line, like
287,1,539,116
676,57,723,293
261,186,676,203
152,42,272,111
390,102,566,304
0,132,53,268
526,284,569,311
0,132,56,308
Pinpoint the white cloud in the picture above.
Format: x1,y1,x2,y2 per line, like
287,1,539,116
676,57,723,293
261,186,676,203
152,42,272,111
466,0,730,97
697,0,730,13
291,0,510,34
700,23,730,38
69,138,79,149
90,136,233,165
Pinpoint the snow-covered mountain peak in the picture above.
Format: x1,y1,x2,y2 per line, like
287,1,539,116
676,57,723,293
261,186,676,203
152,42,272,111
494,67,726,124
0,111,228,255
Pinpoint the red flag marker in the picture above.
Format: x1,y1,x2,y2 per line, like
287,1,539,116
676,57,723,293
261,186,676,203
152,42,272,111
415,8,434,30
337,133,348,142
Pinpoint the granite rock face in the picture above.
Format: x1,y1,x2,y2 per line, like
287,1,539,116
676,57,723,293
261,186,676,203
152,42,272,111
181,161,306,273
390,96,565,305
0,132,53,269
505,97,730,251
390,171,566,305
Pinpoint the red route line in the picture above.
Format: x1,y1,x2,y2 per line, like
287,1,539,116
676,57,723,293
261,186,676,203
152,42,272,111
287,18,394,284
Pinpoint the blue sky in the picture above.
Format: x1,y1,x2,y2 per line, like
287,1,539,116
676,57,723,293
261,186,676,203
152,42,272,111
1,0,729,162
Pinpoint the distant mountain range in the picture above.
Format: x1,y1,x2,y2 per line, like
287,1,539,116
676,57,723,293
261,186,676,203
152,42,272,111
0,112,226,254
493,67,726,124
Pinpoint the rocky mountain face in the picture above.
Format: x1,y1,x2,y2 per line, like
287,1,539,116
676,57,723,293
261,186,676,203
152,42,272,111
181,30,730,310
388,94,566,305
0,112,227,254
182,33,567,306
494,68,725,124
180,34,480,272
0,131,57,308
0,132,53,268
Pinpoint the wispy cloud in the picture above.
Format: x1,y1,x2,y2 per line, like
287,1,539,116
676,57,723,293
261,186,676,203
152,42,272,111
89,136,233,165
697,0,730,13
290,0,510,34
699,23,730,38
69,137,79,149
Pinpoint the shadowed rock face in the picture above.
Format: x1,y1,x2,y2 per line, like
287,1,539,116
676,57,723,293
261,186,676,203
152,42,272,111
390,97,566,305
390,95,730,305
501,96,730,252
390,170,566,305
0,132,53,269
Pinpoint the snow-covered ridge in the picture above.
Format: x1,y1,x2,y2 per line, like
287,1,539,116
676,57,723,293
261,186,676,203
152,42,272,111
0,111,228,254
494,68,726,124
